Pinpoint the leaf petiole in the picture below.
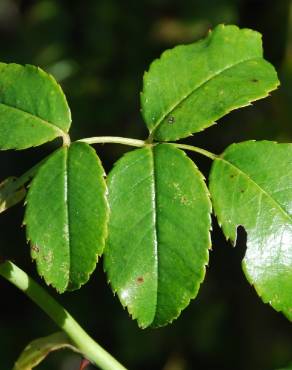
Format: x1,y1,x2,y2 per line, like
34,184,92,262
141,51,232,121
171,143,217,160
77,136,145,147
77,136,217,160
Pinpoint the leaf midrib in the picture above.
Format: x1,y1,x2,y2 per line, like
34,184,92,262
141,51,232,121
64,148,71,290
220,157,292,224
0,102,65,135
151,56,262,134
149,146,159,324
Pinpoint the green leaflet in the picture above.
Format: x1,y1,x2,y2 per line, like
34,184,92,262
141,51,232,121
25,142,108,292
0,63,71,150
13,332,79,370
141,24,279,141
209,141,292,320
104,144,211,328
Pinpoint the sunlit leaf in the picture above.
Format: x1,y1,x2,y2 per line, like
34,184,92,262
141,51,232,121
25,142,108,292
104,144,211,328
209,141,292,320
0,63,71,150
141,24,279,141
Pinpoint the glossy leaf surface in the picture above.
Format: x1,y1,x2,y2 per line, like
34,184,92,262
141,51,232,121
141,24,279,141
0,63,71,150
104,144,211,328
13,332,78,370
25,142,108,292
209,141,292,320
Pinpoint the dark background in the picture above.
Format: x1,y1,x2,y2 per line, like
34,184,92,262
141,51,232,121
0,0,292,369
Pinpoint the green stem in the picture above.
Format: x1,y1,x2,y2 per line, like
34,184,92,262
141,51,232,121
77,136,217,159
172,143,217,160
78,136,145,147
0,260,127,370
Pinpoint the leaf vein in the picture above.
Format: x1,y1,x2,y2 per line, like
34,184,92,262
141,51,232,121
149,147,159,323
151,56,262,134
0,102,64,136
220,157,292,224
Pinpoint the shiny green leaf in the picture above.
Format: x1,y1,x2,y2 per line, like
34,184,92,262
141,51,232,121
104,144,211,328
209,141,292,320
25,142,108,292
0,63,71,150
13,332,79,370
141,24,279,141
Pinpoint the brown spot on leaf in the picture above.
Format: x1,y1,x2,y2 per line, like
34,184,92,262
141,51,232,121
251,78,259,83
31,245,39,253
136,276,144,284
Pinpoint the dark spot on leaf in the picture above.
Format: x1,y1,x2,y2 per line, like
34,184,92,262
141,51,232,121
230,174,235,178
31,245,39,253
136,276,144,284
251,78,259,83
241,189,245,193
167,116,175,124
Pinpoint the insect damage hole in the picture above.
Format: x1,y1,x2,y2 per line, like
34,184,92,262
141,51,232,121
234,225,247,261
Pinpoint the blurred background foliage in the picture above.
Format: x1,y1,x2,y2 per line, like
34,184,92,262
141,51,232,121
0,0,292,369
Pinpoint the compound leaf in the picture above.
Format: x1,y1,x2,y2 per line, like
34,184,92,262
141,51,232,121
104,144,211,328
209,141,292,320
0,63,71,150
141,24,279,141
25,142,108,292
13,332,79,370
